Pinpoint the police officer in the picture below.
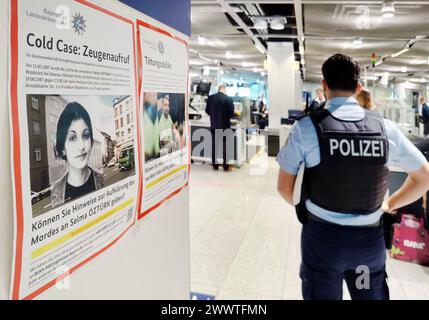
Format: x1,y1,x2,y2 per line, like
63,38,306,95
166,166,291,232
277,53,429,300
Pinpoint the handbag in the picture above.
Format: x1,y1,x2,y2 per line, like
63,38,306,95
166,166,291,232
390,214,429,266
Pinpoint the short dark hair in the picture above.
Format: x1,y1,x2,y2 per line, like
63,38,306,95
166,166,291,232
322,53,360,92
55,102,93,160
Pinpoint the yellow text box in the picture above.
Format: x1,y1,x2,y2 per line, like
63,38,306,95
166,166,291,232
31,198,134,259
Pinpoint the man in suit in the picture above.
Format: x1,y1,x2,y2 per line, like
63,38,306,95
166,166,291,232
417,96,429,136
205,84,235,171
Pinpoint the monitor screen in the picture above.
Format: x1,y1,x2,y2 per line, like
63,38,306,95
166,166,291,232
191,81,200,94
196,82,212,96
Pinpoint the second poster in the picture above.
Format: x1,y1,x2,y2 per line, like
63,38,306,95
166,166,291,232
137,20,190,218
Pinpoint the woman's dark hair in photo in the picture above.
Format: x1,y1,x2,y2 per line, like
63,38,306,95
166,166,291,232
55,102,93,160
322,53,360,92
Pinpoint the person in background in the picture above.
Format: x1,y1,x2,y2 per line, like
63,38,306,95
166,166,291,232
416,96,429,136
257,94,269,130
205,84,235,171
356,88,374,110
307,88,326,112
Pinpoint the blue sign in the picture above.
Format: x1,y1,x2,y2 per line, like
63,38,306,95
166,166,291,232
119,0,191,36
190,292,215,300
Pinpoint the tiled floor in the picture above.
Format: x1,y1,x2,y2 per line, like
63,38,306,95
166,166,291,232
189,154,429,300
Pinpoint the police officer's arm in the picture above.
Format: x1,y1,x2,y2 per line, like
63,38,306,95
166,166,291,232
276,122,305,206
383,162,429,213
277,169,296,205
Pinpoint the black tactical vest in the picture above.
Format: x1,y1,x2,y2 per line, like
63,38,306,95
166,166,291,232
304,108,389,214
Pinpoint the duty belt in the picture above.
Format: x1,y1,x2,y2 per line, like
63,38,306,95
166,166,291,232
307,211,382,228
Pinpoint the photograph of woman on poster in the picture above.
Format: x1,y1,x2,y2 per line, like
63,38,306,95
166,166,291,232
51,102,104,207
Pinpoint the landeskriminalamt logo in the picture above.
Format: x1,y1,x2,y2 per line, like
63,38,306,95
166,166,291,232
72,12,86,35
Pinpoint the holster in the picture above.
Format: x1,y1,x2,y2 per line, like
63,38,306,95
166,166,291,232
295,169,309,225
295,201,309,225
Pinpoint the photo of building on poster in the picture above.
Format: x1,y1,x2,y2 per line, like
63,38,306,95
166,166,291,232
143,92,186,162
28,95,136,217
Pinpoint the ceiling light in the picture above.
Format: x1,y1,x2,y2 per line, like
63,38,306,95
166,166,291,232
294,61,300,71
255,44,265,54
410,59,424,65
225,51,232,59
197,36,207,45
253,17,267,30
269,16,287,31
219,69,224,75
353,38,363,48
381,1,395,18
421,78,427,83
391,48,409,58
260,71,266,77
401,66,407,72
364,76,379,81
253,67,258,73
242,61,253,68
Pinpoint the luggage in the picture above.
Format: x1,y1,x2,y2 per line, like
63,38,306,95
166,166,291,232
390,214,429,266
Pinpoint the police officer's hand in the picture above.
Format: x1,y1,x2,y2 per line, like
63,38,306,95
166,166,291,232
381,200,397,214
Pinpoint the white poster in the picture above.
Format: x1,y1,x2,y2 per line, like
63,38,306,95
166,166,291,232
137,20,190,218
9,0,139,299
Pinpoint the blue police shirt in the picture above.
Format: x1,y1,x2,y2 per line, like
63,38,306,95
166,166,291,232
277,96,427,226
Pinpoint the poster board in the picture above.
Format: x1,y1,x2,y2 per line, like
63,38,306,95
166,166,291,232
3,0,190,300
8,0,141,299
137,19,190,218
0,0,14,301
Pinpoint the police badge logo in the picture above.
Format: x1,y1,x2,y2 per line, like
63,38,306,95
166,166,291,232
158,41,165,55
72,13,86,35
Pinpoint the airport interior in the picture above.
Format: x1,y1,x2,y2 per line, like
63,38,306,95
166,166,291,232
1,0,429,301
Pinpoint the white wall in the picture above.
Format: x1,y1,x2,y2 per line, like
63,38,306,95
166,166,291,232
0,0,190,300
37,191,190,300
294,71,303,109
267,42,295,128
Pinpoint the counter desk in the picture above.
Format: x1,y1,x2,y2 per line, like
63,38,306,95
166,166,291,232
189,115,246,167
